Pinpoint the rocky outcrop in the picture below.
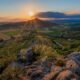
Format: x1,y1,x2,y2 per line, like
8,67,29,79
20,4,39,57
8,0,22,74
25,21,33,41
24,65,44,80
15,51,80,80
66,52,80,76
42,52,80,80
68,52,80,65
41,58,55,74
56,70,79,80
66,59,80,76
43,66,63,80
17,48,39,65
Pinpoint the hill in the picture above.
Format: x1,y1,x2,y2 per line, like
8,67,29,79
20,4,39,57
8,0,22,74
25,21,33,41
0,18,58,30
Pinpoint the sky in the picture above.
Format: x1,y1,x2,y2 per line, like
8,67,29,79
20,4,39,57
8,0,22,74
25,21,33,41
0,0,80,19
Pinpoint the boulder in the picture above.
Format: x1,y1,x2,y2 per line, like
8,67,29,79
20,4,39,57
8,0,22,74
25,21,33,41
30,69,43,80
41,58,55,74
24,65,44,80
68,52,80,65
56,70,79,80
43,66,63,80
17,47,39,65
66,52,80,75
66,59,80,76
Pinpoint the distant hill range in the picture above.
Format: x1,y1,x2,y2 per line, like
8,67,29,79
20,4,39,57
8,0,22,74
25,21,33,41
0,18,58,30
35,12,80,18
35,12,80,23
0,18,80,31
0,12,80,23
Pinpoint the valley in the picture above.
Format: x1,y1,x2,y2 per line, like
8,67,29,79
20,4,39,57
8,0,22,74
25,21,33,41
0,19,80,80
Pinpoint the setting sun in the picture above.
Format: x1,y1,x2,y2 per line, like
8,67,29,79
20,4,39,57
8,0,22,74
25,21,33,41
27,11,36,20
28,11,35,17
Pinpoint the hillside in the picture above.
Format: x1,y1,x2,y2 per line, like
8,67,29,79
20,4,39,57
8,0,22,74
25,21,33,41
0,19,80,80
0,18,58,30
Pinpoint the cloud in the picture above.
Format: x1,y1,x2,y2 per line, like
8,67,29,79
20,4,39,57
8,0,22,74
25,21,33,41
65,10,80,14
0,17,24,22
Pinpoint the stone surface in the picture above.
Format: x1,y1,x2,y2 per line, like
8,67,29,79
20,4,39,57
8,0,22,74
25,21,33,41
43,66,63,80
66,52,80,76
56,70,79,80
68,52,80,65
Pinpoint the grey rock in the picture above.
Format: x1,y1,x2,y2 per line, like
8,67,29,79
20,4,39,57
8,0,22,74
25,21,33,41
68,52,80,64
66,52,80,75
17,48,39,65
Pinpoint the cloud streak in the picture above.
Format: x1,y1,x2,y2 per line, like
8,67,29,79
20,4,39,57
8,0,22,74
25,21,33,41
65,10,80,14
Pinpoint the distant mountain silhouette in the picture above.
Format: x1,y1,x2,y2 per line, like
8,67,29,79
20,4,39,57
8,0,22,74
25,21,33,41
35,12,66,18
35,12,80,19
35,12,80,23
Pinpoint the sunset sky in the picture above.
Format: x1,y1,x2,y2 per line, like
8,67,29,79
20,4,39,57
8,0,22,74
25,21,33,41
0,0,80,19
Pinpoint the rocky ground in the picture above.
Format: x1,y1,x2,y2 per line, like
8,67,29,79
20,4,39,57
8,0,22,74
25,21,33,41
1,45,80,80
11,48,80,80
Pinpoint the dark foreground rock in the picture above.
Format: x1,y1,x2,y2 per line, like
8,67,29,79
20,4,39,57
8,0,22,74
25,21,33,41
17,48,40,65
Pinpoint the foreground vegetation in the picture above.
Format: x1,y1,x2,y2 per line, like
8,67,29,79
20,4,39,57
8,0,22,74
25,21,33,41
0,21,80,80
